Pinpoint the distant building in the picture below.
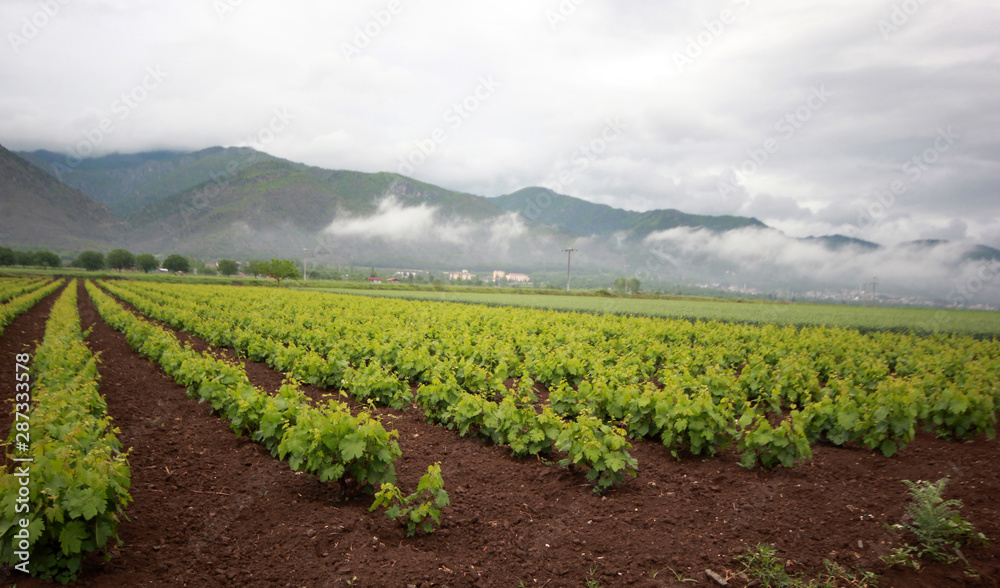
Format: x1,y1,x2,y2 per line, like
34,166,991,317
366,277,383,284
448,269,476,281
490,270,530,284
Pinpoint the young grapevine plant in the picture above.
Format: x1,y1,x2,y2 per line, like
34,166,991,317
370,463,450,537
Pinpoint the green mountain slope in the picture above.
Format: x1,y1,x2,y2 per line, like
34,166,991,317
120,151,510,259
0,144,120,253
492,187,765,239
19,147,288,217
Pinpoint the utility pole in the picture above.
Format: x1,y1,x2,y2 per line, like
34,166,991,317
303,248,308,281
563,248,577,292
872,276,878,304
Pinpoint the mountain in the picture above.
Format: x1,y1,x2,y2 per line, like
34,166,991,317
963,244,1000,262
118,151,522,263
6,148,773,264
0,144,121,253
19,147,283,217
3,144,998,305
491,187,766,239
802,234,880,251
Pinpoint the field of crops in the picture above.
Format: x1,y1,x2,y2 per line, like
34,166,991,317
2,277,999,586
308,286,1000,336
104,281,999,472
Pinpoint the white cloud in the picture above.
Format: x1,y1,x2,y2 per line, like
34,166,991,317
322,196,471,245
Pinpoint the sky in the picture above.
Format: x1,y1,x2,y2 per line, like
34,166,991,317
2,0,999,253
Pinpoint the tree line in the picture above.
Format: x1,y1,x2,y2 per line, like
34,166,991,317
1,246,303,286
0,247,61,268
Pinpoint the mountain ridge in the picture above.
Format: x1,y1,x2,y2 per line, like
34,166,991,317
490,187,767,240
6,145,997,288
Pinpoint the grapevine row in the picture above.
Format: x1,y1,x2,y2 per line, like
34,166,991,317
84,281,401,490
0,277,49,304
0,279,62,337
0,281,131,583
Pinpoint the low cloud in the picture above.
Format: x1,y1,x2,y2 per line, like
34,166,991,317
319,195,562,269
644,226,1000,304
487,212,528,256
323,196,473,244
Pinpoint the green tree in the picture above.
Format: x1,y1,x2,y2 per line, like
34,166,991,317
33,250,61,268
260,258,298,287
245,259,264,278
627,278,641,295
106,248,136,272
612,277,628,294
74,250,105,271
136,253,159,273
14,250,34,266
217,259,239,276
0,247,15,266
162,254,190,274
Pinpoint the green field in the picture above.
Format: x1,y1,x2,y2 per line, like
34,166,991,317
4,268,996,336
306,287,1000,337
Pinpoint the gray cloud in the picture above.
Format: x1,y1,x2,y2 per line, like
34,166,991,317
1,0,997,254
644,226,1000,305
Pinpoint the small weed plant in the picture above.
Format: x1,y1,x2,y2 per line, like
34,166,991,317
737,543,880,587
887,477,988,567
370,463,450,537
737,543,794,587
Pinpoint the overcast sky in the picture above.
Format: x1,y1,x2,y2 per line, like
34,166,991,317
2,0,998,249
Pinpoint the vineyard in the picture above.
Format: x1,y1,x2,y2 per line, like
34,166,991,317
99,281,999,469
1,277,998,586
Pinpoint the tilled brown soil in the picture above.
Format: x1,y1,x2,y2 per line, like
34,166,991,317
0,281,998,587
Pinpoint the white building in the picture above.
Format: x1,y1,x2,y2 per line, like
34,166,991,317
448,269,476,281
